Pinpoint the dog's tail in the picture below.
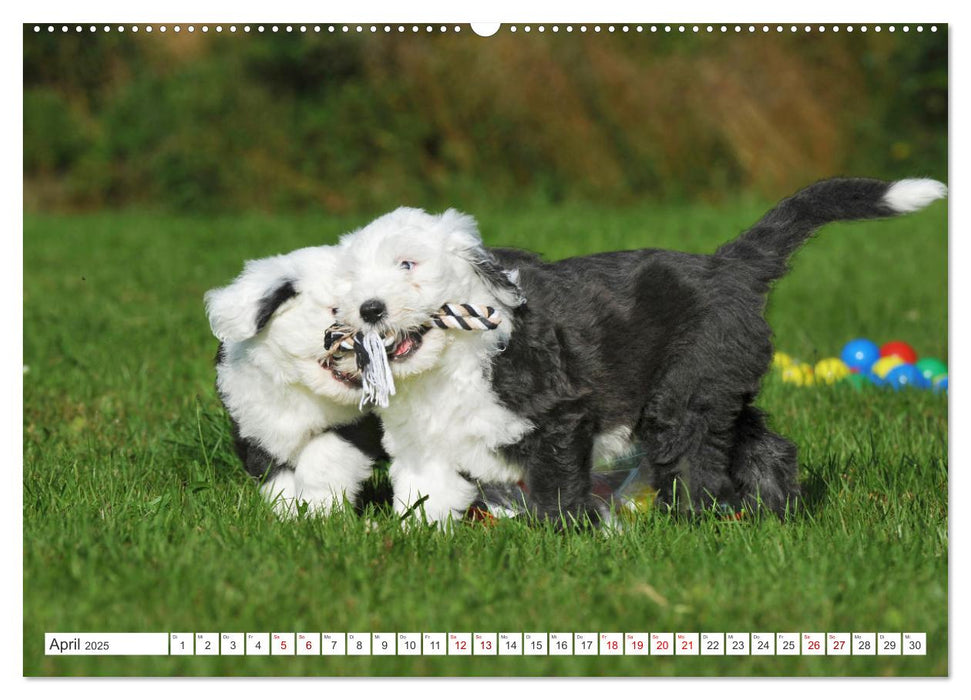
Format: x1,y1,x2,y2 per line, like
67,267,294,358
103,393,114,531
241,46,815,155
715,177,946,286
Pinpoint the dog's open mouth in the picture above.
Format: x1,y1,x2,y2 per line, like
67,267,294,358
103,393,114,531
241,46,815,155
318,324,431,387
385,326,430,362
318,357,363,388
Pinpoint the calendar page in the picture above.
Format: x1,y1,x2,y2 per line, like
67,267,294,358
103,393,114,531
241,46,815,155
21,4,949,681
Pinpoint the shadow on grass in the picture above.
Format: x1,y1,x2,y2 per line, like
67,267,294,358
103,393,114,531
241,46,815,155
164,395,850,532
797,461,833,517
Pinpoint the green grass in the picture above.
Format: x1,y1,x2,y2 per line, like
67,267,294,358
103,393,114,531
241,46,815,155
23,199,948,676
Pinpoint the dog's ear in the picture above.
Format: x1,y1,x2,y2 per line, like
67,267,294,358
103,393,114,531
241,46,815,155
205,257,300,343
461,245,526,308
441,209,526,309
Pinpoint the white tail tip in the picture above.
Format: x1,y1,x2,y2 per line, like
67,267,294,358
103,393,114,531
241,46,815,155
883,178,948,214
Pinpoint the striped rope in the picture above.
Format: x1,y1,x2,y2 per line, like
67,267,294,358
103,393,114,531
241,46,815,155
321,303,503,409
323,327,357,355
322,303,502,361
430,303,501,331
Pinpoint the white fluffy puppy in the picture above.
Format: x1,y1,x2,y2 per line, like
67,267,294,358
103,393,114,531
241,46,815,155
336,208,532,522
205,245,385,516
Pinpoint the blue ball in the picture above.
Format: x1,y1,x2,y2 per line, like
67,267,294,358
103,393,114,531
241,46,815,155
933,375,948,394
841,339,880,373
885,363,922,391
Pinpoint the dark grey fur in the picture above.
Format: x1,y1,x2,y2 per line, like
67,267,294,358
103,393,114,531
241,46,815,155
481,178,908,523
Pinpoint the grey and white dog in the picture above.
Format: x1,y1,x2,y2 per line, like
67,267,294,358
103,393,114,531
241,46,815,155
334,177,946,525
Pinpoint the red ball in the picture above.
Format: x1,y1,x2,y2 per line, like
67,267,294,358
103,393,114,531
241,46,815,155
880,340,918,364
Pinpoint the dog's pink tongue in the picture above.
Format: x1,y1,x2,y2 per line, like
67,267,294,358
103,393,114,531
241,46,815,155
394,337,414,357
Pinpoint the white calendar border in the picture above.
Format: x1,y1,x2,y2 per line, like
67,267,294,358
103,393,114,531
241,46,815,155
8,1,964,698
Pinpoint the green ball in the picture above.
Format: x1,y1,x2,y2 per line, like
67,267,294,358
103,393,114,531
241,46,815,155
845,373,868,390
916,358,947,382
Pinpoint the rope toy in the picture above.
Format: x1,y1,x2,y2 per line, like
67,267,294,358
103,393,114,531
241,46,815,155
431,303,501,331
322,304,502,409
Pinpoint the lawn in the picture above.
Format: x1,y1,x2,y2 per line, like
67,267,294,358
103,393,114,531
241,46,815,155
22,197,948,676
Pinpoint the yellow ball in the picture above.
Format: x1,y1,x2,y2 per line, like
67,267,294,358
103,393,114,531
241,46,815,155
782,363,814,386
815,358,850,385
799,363,816,386
872,356,904,379
773,352,794,371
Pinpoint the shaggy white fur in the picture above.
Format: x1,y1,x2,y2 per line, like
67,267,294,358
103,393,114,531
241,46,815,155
337,208,532,521
205,246,374,516
883,178,949,214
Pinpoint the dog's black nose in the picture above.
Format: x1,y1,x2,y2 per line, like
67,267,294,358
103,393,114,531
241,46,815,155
359,299,387,324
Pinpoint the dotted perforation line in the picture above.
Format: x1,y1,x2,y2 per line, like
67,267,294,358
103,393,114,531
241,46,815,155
31,24,466,34
505,24,937,34
29,24,942,35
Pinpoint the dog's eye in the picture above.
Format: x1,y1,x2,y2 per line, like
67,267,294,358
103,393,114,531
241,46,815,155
331,308,339,316
399,260,416,271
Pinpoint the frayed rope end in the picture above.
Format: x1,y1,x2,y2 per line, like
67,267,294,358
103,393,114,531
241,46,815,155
358,330,396,409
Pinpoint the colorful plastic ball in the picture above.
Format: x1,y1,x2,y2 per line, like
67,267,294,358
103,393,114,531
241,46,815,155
885,363,922,391
915,358,947,383
773,352,794,371
871,355,905,379
782,363,814,386
865,371,885,387
880,340,918,364
815,358,850,385
845,373,868,390
841,339,880,372
933,374,948,394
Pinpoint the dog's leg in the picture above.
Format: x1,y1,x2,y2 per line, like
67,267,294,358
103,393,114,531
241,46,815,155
519,423,604,528
642,396,742,515
650,441,741,515
728,405,800,518
291,431,375,515
260,467,299,517
389,458,479,524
